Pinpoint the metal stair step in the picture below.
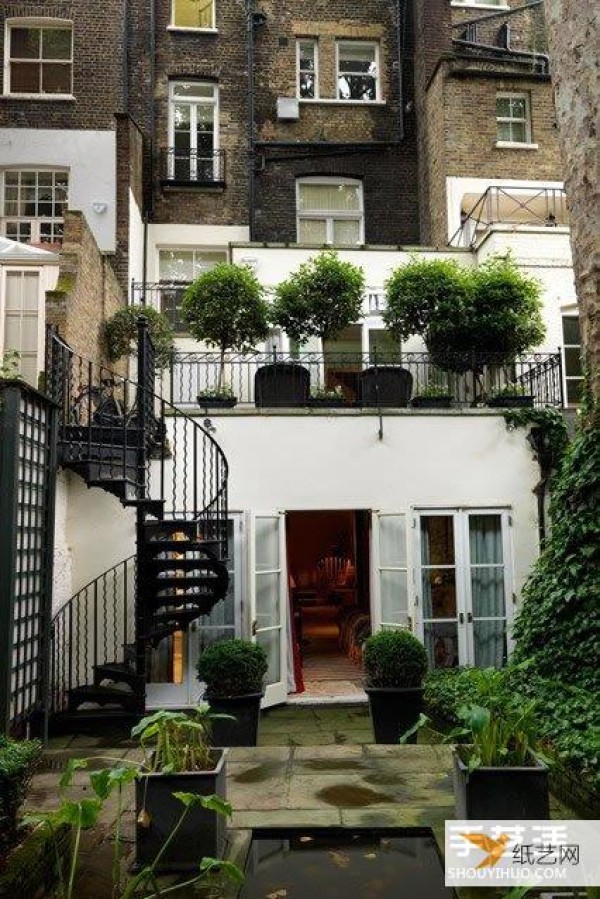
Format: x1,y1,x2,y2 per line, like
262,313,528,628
145,590,223,608
141,539,220,557
149,575,218,591
68,684,140,712
143,520,199,540
93,662,143,689
144,557,222,573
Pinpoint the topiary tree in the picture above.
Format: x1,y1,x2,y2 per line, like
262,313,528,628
363,629,428,688
196,638,268,698
272,251,365,344
103,305,174,369
384,255,545,373
181,263,270,390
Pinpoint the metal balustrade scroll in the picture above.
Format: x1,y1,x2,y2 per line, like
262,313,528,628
0,380,58,737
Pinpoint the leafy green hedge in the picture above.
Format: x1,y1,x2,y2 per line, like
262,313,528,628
423,667,599,792
0,737,42,854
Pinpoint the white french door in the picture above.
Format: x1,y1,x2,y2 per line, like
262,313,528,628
414,510,513,669
169,81,218,181
371,512,411,632
247,512,288,708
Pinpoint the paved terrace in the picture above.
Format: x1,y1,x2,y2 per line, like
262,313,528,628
31,705,574,898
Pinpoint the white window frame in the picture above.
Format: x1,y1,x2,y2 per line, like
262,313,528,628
296,38,319,100
496,92,534,147
156,246,228,332
168,81,220,181
561,311,583,408
169,0,216,32
296,176,365,246
0,168,69,246
336,40,380,103
3,18,73,99
0,267,45,386
413,508,514,668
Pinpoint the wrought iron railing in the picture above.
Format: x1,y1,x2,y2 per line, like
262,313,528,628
162,148,226,185
49,556,137,716
45,322,229,549
449,186,569,247
165,349,564,409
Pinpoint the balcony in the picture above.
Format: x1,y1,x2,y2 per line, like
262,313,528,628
131,282,188,333
450,186,569,248
161,148,226,188
164,350,564,410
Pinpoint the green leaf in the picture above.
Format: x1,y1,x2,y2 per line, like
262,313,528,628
199,857,245,884
54,798,103,828
59,757,88,790
398,713,430,744
172,792,232,818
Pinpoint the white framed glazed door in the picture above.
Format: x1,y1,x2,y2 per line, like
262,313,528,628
414,509,513,669
371,512,411,631
247,512,288,708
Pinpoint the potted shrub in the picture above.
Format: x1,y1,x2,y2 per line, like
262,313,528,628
411,382,454,409
450,703,549,820
487,383,534,408
268,251,364,407
308,384,347,408
133,705,232,872
197,639,268,746
363,630,428,744
103,305,174,370
182,263,270,409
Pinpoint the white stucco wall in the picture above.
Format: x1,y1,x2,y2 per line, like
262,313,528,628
0,128,117,251
52,469,72,614
162,410,540,600
128,188,145,290
64,472,136,596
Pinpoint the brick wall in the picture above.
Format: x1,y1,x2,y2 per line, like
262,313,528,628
45,210,125,362
0,1,126,129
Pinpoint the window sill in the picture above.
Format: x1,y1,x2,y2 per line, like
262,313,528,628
1,93,75,102
298,98,386,107
167,26,218,34
495,141,539,150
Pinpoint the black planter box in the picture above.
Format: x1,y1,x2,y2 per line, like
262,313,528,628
487,395,534,409
453,749,549,820
196,396,238,409
308,398,347,408
135,749,227,873
255,363,310,408
410,396,453,409
365,686,423,744
208,692,263,746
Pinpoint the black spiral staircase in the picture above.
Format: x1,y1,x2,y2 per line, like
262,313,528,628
46,320,229,729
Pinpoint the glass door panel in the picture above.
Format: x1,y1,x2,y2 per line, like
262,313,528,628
418,514,462,669
467,514,508,667
249,513,287,707
372,513,409,630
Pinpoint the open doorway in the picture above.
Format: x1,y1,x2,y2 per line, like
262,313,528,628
286,511,370,700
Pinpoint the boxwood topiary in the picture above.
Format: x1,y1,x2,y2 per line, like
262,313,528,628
363,630,428,688
197,638,268,698
0,737,42,854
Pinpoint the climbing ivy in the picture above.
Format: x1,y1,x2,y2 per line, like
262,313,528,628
503,406,569,475
512,401,600,691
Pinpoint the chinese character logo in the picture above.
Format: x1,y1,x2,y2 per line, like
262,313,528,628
460,832,511,869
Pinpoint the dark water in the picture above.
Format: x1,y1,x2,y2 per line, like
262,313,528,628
240,828,456,899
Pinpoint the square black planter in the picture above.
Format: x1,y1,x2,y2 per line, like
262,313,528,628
365,686,423,744
196,396,238,409
453,749,549,820
207,692,263,746
135,749,227,873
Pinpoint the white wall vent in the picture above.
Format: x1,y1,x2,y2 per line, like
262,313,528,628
277,97,299,120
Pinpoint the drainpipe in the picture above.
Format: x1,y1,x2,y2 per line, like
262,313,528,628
141,0,156,305
396,0,405,142
246,0,255,242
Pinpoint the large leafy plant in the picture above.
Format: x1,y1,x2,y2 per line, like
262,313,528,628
363,629,428,688
182,263,270,389
384,255,544,371
272,251,365,344
103,305,174,369
448,702,540,771
197,638,268,698
131,705,232,773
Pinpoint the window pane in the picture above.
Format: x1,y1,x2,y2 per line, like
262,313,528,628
299,41,315,69
11,62,40,93
471,568,506,618
172,82,215,99
159,250,195,281
496,98,511,117
468,515,503,564
380,516,406,567
564,347,582,378
473,620,507,668
497,122,512,142
298,218,327,244
256,629,280,685
339,43,376,67
173,0,214,28
22,272,40,309
255,517,279,571
333,219,360,245
420,516,455,566
338,43,377,101
424,622,459,669
192,251,226,276
41,62,71,93
510,121,527,143
566,379,583,405
381,570,408,626
42,29,71,60
562,315,580,345
422,569,457,619
299,183,361,212
509,97,526,119
11,28,40,59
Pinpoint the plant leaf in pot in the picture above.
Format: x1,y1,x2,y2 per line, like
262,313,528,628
363,630,428,744
197,638,268,747
132,705,231,872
